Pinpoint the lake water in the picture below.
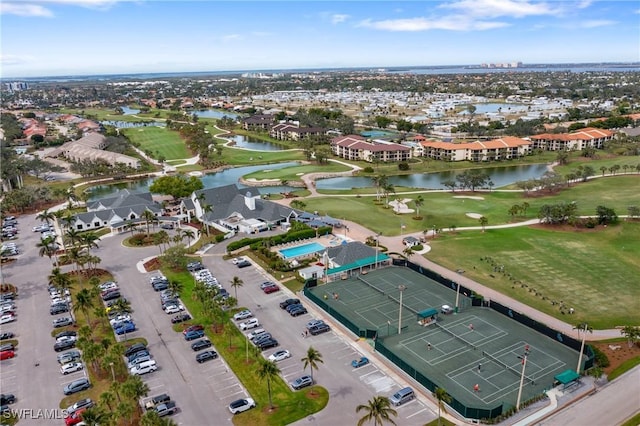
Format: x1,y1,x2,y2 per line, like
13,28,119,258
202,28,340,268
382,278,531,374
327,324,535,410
230,135,285,151
87,162,300,200
194,109,240,119
121,106,141,115
101,120,165,128
315,164,549,190
461,103,528,114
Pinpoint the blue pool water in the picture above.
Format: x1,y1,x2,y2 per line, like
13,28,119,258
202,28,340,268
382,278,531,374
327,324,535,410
279,242,325,259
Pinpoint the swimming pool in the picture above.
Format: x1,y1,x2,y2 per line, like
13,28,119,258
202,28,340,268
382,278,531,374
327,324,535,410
279,242,325,259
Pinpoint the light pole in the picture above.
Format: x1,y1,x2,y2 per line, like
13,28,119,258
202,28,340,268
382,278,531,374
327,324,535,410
398,285,406,335
516,345,531,411
109,362,116,382
374,232,381,270
576,323,589,373
387,320,391,337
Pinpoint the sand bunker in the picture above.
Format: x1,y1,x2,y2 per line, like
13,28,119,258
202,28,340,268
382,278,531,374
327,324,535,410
466,213,483,219
453,195,485,200
389,198,415,214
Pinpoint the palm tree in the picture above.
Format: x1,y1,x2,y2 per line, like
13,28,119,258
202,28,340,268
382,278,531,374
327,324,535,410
230,276,244,300
433,387,452,426
36,208,55,225
65,228,82,248
116,401,135,426
182,228,196,246
80,407,107,426
80,232,100,254
301,346,324,384
356,395,398,426
402,246,414,259
168,280,183,296
201,203,213,236
37,236,58,266
141,410,178,426
382,183,395,207
290,199,307,210
479,216,488,232
122,375,150,414
141,210,157,236
48,267,72,293
111,298,133,315
100,391,116,411
257,359,281,410
124,219,137,235
74,288,95,326
414,195,424,219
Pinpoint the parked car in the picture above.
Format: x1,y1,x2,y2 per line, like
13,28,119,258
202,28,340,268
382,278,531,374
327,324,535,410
64,398,94,416
236,260,251,268
101,291,121,301
268,349,291,362
251,333,273,346
289,306,308,317
256,338,279,350
152,281,169,291
109,315,132,327
233,310,253,321
57,350,81,364
128,355,152,369
351,357,370,368
196,350,218,363
0,350,15,360
155,401,177,417
0,394,15,405
55,330,77,340
160,223,174,230
306,319,325,329
285,303,303,313
279,298,300,309
290,375,313,390
60,362,84,375
182,324,204,335
239,318,260,331
190,338,212,351
65,408,86,426
127,350,150,364
53,317,74,328
50,304,69,315
0,332,15,340
184,330,205,341
228,398,255,414
114,322,136,335
164,304,184,315
129,360,158,375
0,314,16,324
187,261,204,272
308,323,331,336
124,343,147,357
56,335,77,345
63,378,91,395
98,281,118,291
144,394,170,411
171,313,191,324
262,284,280,294
231,257,244,265
54,339,76,352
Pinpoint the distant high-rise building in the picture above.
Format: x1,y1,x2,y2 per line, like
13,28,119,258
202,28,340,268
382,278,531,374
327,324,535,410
4,82,29,92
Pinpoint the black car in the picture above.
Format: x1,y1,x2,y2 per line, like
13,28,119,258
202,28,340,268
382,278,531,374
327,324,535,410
309,323,331,336
171,313,192,324
251,333,273,346
102,291,121,301
289,306,308,317
257,338,279,350
54,339,76,352
279,298,300,309
50,304,69,315
124,343,147,357
187,262,204,272
196,350,218,363
0,394,15,405
236,260,251,268
285,303,304,313
127,350,150,363
190,338,212,351
0,332,14,340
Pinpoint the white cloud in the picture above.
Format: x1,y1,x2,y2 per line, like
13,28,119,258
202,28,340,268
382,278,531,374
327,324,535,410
358,16,509,32
579,19,615,28
331,13,349,24
222,34,242,42
576,0,593,9
0,3,54,17
0,54,37,65
441,0,558,18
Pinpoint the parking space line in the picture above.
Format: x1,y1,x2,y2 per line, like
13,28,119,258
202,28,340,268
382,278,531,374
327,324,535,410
406,407,428,418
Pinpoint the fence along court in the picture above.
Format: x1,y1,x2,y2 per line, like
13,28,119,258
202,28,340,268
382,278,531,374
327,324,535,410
306,266,579,420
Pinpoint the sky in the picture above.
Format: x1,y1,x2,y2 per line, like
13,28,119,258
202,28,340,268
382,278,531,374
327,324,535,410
1,0,639,78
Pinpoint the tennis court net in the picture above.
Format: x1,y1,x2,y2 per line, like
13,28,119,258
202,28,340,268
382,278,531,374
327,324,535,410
356,274,386,296
356,275,419,316
435,322,477,350
483,351,534,384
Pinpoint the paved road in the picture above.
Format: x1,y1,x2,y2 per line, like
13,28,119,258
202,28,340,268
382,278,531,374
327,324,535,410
536,364,640,426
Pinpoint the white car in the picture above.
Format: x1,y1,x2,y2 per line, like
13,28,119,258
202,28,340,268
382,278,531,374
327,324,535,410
231,257,244,265
233,310,253,321
56,335,77,344
99,282,119,292
239,318,260,331
60,362,84,375
228,398,255,414
164,305,184,315
268,349,291,362
109,315,132,326
0,314,15,324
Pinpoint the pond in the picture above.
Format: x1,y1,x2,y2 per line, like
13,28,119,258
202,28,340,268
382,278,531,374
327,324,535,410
193,109,241,119
86,162,301,200
458,103,528,115
315,164,549,190
101,120,165,128
228,135,285,151
121,106,141,115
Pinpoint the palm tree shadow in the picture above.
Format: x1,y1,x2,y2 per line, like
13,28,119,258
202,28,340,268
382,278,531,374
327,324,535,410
330,385,354,399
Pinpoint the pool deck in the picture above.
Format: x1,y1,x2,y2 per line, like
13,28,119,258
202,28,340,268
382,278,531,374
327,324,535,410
272,234,353,259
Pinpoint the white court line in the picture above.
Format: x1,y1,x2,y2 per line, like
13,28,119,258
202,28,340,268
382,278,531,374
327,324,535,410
406,408,428,418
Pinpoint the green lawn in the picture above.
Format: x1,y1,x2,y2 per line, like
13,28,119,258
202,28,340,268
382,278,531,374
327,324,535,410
121,126,190,160
217,146,306,165
243,163,352,183
426,222,640,329
302,176,640,236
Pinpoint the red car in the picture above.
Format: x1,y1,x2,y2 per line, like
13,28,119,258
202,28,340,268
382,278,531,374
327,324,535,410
263,284,280,294
0,350,15,360
182,324,204,335
65,408,86,426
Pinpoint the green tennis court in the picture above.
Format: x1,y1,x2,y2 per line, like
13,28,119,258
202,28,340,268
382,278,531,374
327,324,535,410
307,266,580,417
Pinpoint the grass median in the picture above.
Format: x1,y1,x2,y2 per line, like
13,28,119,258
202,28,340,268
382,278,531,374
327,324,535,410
162,269,329,425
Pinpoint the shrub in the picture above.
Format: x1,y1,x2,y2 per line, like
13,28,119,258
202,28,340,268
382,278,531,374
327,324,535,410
592,346,610,368
398,162,410,171
362,166,374,173
413,244,423,251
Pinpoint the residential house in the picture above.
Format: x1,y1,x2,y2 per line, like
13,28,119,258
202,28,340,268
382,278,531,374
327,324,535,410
241,114,276,131
421,137,531,162
331,135,412,162
47,133,140,168
529,128,615,151
269,122,327,141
